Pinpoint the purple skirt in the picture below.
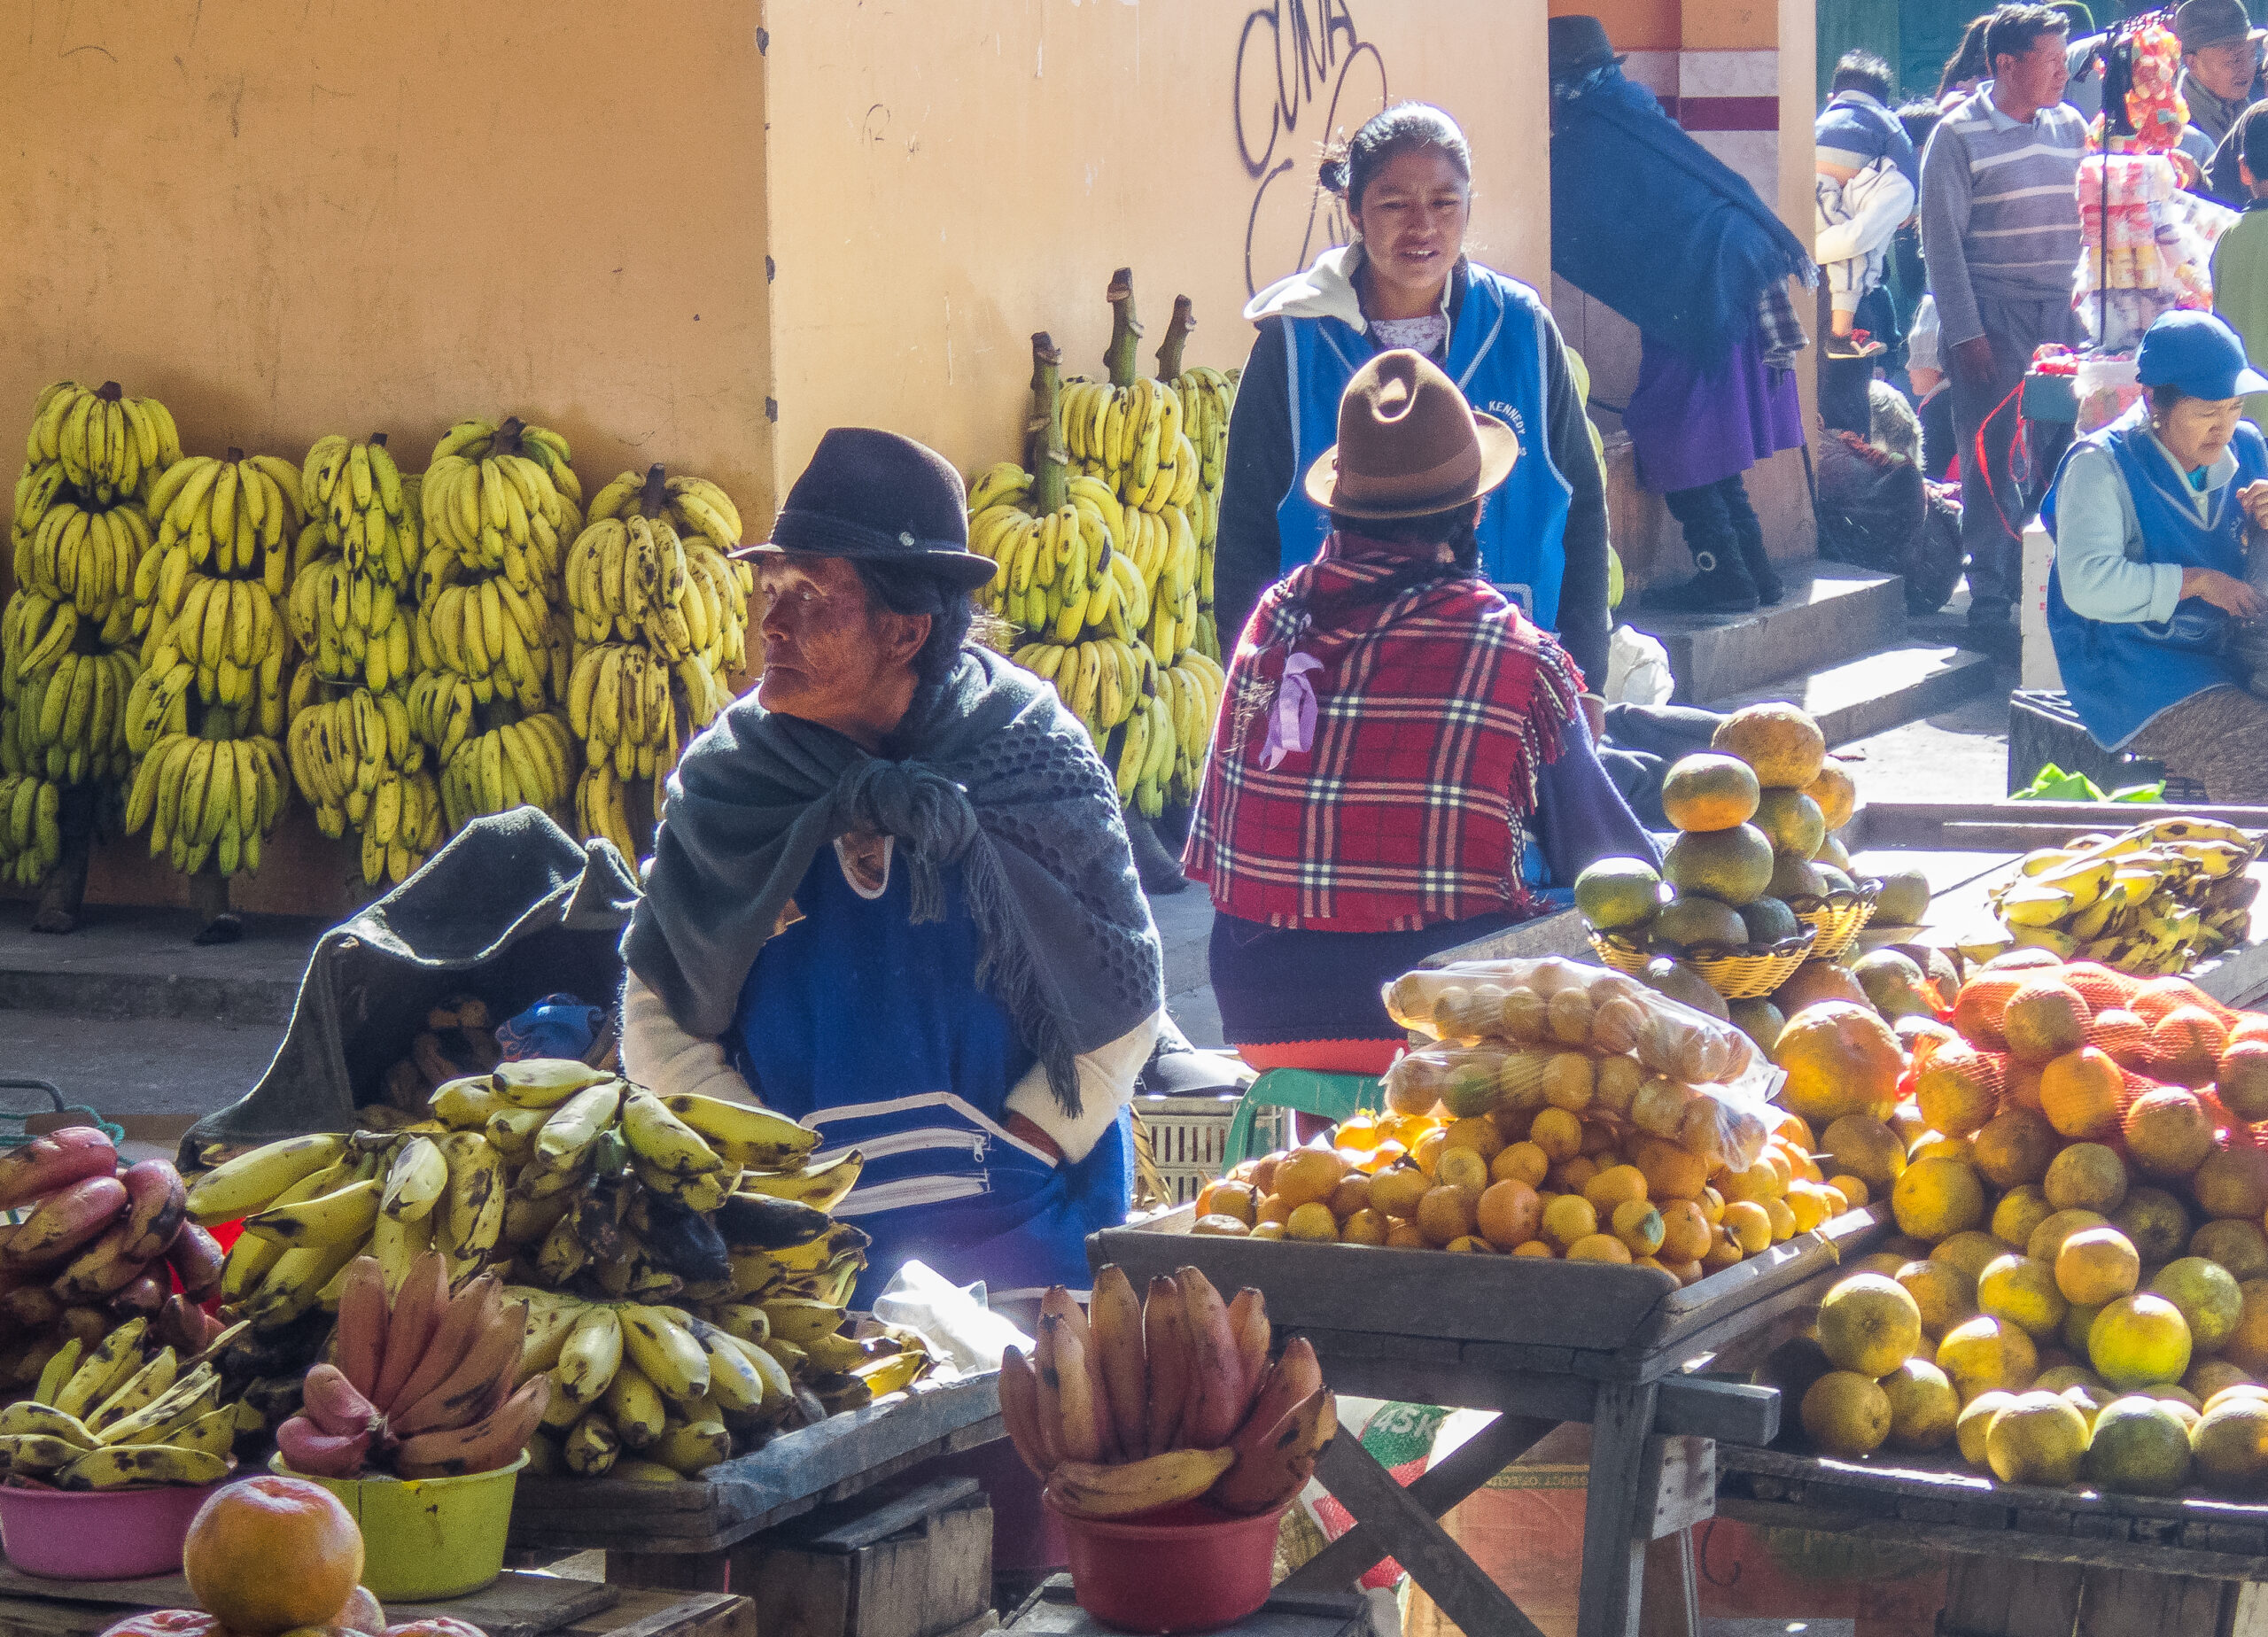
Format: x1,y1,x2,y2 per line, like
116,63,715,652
1625,323,1806,493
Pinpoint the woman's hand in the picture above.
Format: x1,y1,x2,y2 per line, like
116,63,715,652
2182,566,2267,621
2241,479,2268,531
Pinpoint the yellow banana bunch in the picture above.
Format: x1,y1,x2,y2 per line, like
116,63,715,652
684,541,754,677
0,773,63,887
18,496,150,627
567,641,679,780
423,416,581,582
414,570,557,714
587,464,745,555
141,448,303,590
438,710,576,832
136,570,290,723
1991,813,2264,974
23,381,181,507
301,433,418,585
1163,650,1225,804
576,763,641,864
123,725,288,878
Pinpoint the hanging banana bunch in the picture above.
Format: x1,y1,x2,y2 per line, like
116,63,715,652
1169,352,1236,667
293,434,419,695
556,464,750,864
22,381,181,508
435,706,578,835
121,704,289,878
422,416,582,586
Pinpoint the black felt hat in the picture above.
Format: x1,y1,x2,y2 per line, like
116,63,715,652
1548,15,1625,82
734,427,998,590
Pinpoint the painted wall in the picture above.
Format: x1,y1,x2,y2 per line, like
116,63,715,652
757,0,1555,504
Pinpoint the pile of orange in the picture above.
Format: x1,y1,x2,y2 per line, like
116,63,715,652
1194,1098,1852,1280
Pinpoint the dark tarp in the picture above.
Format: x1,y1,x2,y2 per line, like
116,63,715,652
179,810,640,1166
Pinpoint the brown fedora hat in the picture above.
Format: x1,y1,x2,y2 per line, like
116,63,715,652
1302,349,1519,520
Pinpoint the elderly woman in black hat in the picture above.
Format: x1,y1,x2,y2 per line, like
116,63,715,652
619,428,1164,1306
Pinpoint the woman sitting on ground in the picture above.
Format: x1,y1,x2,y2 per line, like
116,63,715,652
2042,310,2268,800
1184,351,1655,1075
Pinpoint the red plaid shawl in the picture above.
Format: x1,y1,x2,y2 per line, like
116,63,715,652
1184,534,1584,931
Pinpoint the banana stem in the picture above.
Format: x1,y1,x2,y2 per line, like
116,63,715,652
1104,268,1144,390
226,446,244,463
641,463,669,520
1155,298,1195,382
495,416,526,457
97,382,122,403
1029,333,1068,515
369,433,387,448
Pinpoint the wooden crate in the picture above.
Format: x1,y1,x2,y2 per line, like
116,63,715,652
0,1565,750,1637
1091,1201,1885,1385
732,1477,991,1637
509,1372,1003,1563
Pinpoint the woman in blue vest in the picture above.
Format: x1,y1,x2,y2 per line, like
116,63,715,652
2042,311,2268,799
1215,103,1612,695
620,429,1165,1311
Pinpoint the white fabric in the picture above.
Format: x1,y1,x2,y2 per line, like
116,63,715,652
619,966,763,1106
1604,625,1675,706
1004,1007,1162,1163
1815,158,1916,302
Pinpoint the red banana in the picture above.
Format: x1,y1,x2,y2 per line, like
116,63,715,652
117,1160,188,1262
333,1257,389,1398
164,1222,227,1299
1144,1276,1190,1455
389,1302,524,1437
4,1175,128,1269
998,1347,1056,1478
1177,1267,1246,1450
276,1412,373,1478
0,1127,115,1210
1226,1286,1271,1419
302,1362,387,1441
382,1274,498,1416
0,1285,60,1330
373,1252,448,1412
392,1376,549,1478
111,1269,168,1319
1232,1337,1324,1450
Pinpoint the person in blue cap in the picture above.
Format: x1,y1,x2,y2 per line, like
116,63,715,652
2040,310,2268,798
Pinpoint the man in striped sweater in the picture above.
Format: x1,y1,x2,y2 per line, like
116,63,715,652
1920,3,2085,652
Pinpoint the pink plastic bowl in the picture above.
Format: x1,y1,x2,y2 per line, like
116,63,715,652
1045,1494,1289,1633
0,1479,230,1579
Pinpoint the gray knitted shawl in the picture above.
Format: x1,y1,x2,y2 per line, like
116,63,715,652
623,647,1162,1116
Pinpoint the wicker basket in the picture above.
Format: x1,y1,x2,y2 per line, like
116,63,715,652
1588,927,1818,1001
1790,880,1881,961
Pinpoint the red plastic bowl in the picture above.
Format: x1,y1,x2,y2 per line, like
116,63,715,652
0,1479,231,1579
1045,1494,1289,1633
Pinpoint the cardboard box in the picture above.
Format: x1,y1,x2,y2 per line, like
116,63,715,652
2021,521,2064,692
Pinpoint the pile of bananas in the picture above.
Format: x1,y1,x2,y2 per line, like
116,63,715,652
0,1315,254,1490
23,381,182,507
413,554,563,715
967,461,1146,643
283,684,441,887
998,1270,1333,1519
122,720,288,876
422,416,581,583
275,1255,548,1481
562,465,753,862
290,433,421,696
1985,814,2263,974
15,490,149,632
133,568,290,731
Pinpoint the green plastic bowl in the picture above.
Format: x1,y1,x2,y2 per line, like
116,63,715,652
271,1452,526,1601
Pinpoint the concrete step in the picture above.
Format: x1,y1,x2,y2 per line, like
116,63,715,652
1623,564,1907,704
1,1012,280,1120
1707,643,2002,749
0,906,319,1027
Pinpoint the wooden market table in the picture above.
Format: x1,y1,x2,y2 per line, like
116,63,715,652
507,1372,1005,1589
0,1563,750,1637
1088,1203,1892,1637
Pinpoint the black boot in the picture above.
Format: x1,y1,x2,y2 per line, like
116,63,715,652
1720,475,1783,606
1644,485,1760,614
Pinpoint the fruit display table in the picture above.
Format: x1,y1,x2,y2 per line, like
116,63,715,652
993,1575,1370,1635
1087,1202,1890,1637
0,1565,748,1637
507,1371,1004,1587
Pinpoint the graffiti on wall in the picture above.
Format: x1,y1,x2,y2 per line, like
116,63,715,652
1233,0,1388,297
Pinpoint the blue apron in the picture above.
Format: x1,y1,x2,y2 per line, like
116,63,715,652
1275,266,1574,625
2041,413,2264,749
729,843,1133,1304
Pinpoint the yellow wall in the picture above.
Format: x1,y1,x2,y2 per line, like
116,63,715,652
758,0,1554,502
0,1,777,545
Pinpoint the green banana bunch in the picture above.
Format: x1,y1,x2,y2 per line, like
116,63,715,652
423,415,581,582
437,710,576,832
0,772,63,886
123,726,288,877
22,381,181,507
5,647,139,786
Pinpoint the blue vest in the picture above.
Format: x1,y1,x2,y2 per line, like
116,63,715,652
729,843,1133,1304
1275,267,1574,625
2040,414,2264,749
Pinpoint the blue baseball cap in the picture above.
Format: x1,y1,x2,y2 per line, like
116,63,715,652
2136,311,2268,399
